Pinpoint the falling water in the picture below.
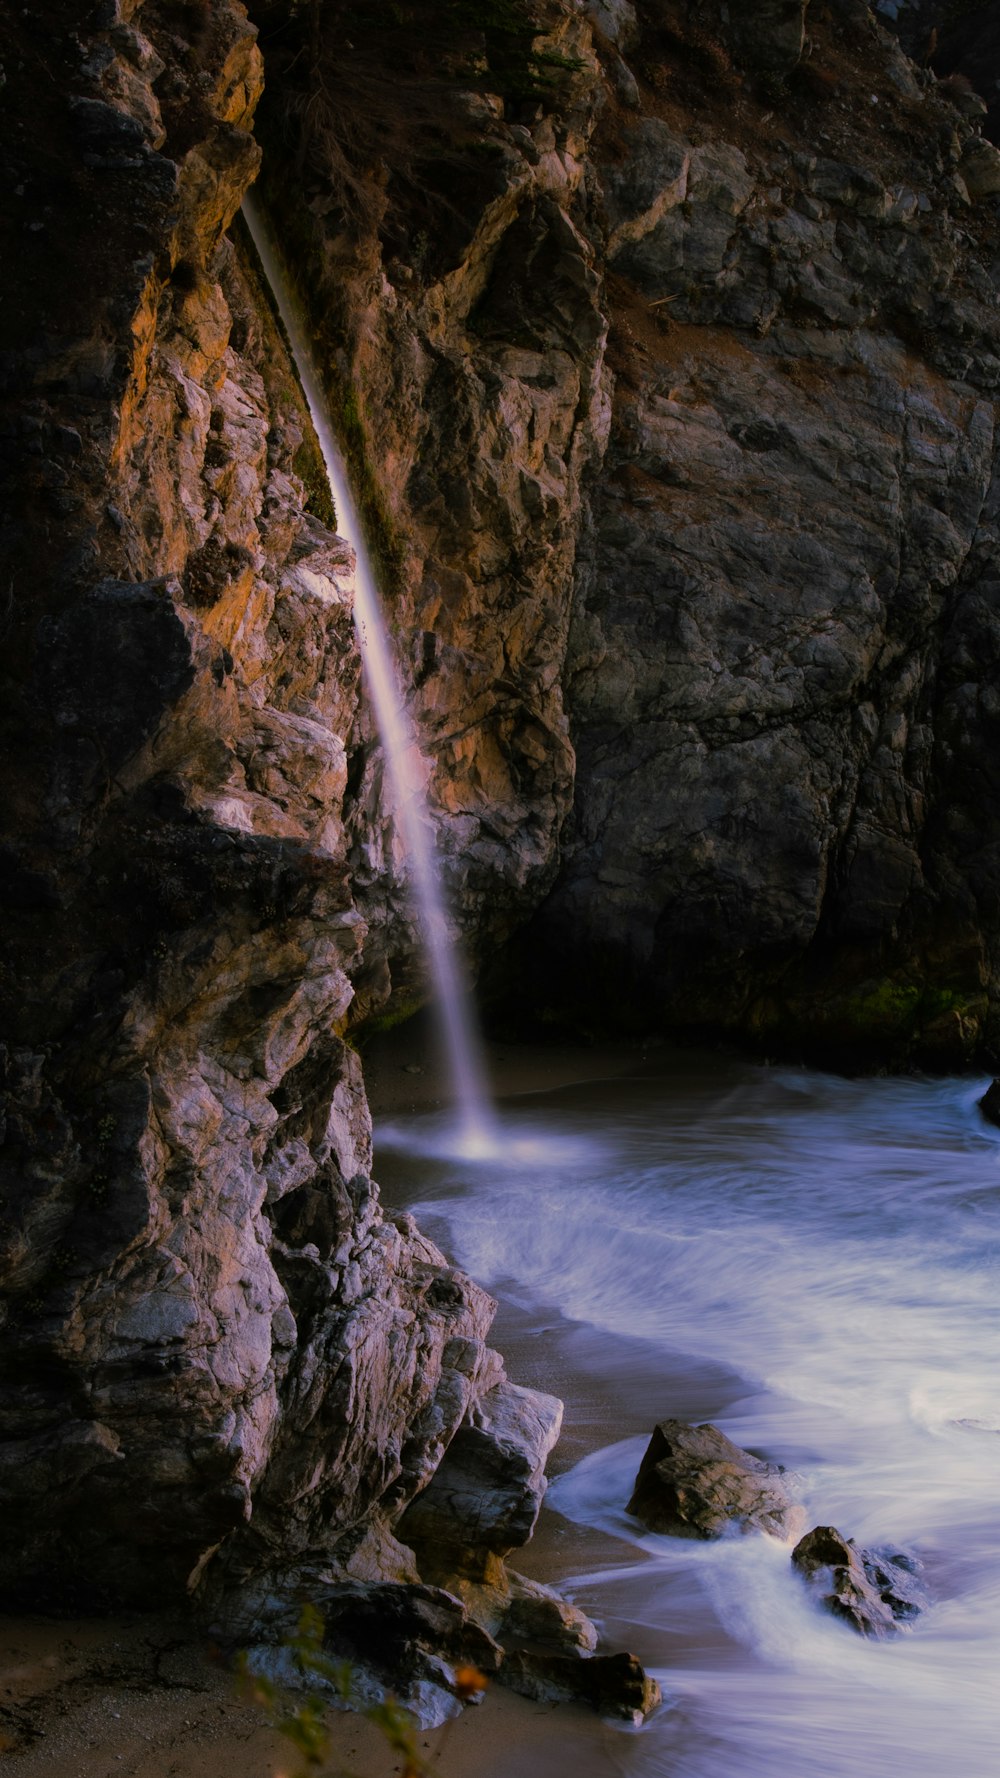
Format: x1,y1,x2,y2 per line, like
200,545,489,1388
242,195,496,1152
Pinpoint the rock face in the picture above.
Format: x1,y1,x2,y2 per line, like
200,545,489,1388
250,0,1000,1066
627,1419,802,1540
0,0,995,1721
0,0,659,1722
508,10,1000,1063
792,1525,927,1637
399,1379,564,1561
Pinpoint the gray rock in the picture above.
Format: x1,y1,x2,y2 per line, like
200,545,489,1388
792,1526,927,1637
627,1420,803,1540
582,0,639,51
502,1647,661,1724
399,1381,563,1560
728,0,810,73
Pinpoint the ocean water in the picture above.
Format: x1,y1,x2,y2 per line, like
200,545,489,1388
375,1057,1000,1777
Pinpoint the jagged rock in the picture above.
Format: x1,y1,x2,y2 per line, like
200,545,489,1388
398,1381,563,1566
242,1580,503,1728
979,1079,1000,1128
1,0,996,1718
792,1526,927,1637
627,1420,802,1540
728,0,811,73
0,0,552,1648
502,1647,661,1724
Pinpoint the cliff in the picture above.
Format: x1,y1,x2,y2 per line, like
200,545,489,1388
252,0,1000,1065
0,0,661,1723
1,0,999,1724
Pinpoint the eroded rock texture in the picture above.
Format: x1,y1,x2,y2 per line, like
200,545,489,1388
2,0,999,1717
627,1419,803,1541
0,0,611,1714
254,0,1000,1065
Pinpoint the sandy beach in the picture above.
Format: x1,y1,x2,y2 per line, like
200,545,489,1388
0,1610,633,1778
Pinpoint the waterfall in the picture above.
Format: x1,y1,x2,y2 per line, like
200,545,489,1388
242,195,497,1154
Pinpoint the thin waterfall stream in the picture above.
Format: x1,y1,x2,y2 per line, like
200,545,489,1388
242,195,496,1154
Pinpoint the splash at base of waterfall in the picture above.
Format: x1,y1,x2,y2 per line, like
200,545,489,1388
375,1055,1000,1778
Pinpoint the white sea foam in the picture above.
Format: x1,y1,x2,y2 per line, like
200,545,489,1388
377,1065,1000,1777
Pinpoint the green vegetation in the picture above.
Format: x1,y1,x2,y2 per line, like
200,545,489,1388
294,436,338,530
265,0,584,105
819,977,985,1051
358,990,426,1037
238,1604,486,1776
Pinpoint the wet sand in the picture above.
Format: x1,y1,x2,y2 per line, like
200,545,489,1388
0,1611,627,1778
361,1017,643,1118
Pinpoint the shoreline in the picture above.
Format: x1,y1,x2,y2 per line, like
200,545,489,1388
2,1034,660,1778
361,1017,647,1118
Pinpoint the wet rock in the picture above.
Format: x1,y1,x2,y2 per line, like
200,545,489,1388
792,1526,927,1637
495,1571,658,1720
979,1080,1000,1128
627,1420,802,1540
502,1646,661,1724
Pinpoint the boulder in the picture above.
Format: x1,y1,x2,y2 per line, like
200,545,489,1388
792,1526,926,1637
502,1647,661,1725
959,139,1000,201
627,1419,802,1539
501,1573,599,1655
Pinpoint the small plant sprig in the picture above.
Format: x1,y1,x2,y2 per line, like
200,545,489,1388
237,1603,487,1777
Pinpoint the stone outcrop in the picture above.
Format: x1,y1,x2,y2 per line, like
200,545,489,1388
0,0,659,1723
627,1419,803,1540
792,1525,927,1637
250,0,1000,1067
2,0,997,1726
506,8,1000,1063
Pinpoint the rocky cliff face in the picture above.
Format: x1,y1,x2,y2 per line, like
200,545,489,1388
254,0,1000,1065
0,0,659,1721
2,0,999,1717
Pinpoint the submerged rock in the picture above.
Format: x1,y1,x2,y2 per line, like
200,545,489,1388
792,1526,927,1637
627,1420,803,1540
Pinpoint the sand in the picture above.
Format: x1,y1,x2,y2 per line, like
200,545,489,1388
2,1034,650,1778
360,1018,642,1118
0,1611,631,1778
